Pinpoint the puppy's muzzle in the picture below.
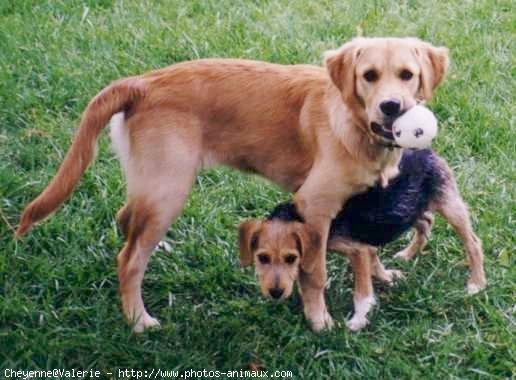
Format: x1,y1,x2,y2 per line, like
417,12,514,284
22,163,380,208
268,287,284,299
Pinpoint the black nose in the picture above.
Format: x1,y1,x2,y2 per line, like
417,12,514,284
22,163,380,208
379,99,401,117
269,287,284,299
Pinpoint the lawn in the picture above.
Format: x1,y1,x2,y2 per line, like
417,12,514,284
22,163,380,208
0,0,514,378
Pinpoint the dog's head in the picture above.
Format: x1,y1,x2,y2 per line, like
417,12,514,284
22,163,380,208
238,219,321,300
325,37,449,143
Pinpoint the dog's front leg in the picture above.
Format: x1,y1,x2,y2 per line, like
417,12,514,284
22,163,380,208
293,163,354,331
297,218,333,332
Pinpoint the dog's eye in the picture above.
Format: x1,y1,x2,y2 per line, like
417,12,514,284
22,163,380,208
363,70,378,82
284,254,297,265
400,69,413,81
257,254,270,264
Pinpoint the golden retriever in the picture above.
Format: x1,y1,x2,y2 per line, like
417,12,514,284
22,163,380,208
16,37,449,332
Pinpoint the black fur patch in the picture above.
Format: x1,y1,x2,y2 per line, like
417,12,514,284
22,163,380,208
267,203,304,223
268,149,446,247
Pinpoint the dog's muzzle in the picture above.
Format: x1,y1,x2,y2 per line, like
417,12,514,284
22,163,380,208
370,121,401,149
371,121,395,140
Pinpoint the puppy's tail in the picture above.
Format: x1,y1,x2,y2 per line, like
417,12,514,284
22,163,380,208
15,78,145,238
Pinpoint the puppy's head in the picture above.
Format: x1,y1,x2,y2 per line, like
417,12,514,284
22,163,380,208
325,37,449,144
238,219,321,300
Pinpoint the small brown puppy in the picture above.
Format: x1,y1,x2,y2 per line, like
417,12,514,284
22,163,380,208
239,217,401,331
240,149,486,330
17,37,449,332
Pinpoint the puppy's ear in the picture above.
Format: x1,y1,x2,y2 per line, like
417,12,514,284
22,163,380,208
324,38,364,103
238,219,263,267
413,39,449,100
293,223,322,274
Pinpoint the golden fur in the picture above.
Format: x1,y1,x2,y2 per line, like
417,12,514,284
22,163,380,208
16,37,449,332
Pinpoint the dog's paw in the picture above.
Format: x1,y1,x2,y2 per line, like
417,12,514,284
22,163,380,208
376,269,405,286
309,310,334,332
467,280,486,295
133,314,161,333
393,249,413,261
346,315,368,332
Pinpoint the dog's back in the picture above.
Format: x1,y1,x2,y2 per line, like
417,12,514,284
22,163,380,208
269,149,446,246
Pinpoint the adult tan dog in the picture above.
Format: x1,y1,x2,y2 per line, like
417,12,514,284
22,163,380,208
16,37,449,332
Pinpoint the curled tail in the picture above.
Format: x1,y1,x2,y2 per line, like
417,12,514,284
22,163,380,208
16,78,145,237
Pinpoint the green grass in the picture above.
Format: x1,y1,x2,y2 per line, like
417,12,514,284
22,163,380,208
0,0,514,378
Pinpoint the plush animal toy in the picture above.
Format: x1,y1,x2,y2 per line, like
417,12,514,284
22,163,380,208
393,105,438,149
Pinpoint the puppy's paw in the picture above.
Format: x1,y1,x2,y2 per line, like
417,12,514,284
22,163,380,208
376,269,405,286
393,249,413,261
346,315,368,332
133,314,161,333
385,269,405,285
467,280,486,295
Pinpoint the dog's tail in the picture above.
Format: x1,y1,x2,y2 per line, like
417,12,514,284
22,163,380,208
15,78,145,238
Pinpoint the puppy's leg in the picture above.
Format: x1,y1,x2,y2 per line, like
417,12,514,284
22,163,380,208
370,250,404,285
394,211,434,261
328,239,376,331
435,188,486,294
117,113,201,332
347,248,376,331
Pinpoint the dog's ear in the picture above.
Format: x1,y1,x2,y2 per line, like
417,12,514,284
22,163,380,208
293,222,322,274
412,39,449,100
238,219,263,267
324,38,364,103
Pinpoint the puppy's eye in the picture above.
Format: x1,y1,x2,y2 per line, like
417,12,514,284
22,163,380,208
257,254,270,265
400,69,413,81
284,254,297,265
363,70,378,82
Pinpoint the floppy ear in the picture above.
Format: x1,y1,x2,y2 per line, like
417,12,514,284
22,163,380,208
292,222,322,274
238,219,262,267
413,40,450,100
324,38,363,103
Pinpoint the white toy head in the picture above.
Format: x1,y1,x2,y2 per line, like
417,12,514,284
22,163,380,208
393,105,438,149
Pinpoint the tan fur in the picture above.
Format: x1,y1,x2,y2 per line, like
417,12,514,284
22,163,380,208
16,37,448,332
238,222,402,331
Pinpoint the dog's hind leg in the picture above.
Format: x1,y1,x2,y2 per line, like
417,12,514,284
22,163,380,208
394,211,434,261
115,113,201,332
435,187,486,294
369,250,405,285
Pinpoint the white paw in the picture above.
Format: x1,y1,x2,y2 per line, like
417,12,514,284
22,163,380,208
384,269,405,285
156,240,172,253
467,281,486,295
346,315,368,331
132,314,161,333
394,250,412,261
309,309,334,332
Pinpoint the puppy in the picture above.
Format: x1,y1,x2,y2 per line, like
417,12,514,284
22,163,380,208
239,149,486,330
17,37,450,332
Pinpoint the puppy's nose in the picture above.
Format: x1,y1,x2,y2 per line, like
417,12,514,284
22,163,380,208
269,287,284,299
379,99,401,117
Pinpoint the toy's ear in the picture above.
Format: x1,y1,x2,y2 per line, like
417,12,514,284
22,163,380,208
238,219,263,267
292,222,322,274
324,38,364,104
412,39,449,100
